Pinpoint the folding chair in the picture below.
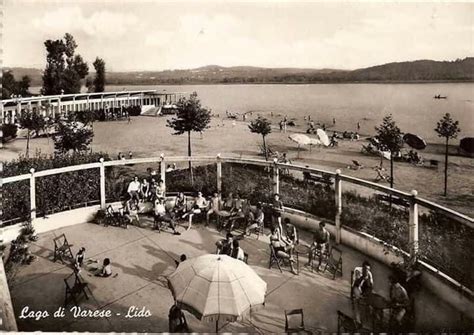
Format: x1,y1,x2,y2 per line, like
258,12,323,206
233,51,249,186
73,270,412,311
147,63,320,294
337,310,367,334
53,234,74,264
285,309,305,333
64,271,89,306
323,246,343,279
308,243,330,272
269,244,283,273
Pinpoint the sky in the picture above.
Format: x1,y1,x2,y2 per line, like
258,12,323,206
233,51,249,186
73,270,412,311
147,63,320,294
2,1,473,71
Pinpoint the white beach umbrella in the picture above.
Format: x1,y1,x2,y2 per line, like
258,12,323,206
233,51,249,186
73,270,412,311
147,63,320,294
316,129,330,146
289,133,311,157
168,254,267,332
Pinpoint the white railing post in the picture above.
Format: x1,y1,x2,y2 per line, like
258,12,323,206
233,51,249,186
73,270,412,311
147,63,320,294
335,169,342,244
216,154,222,193
409,190,419,265
99,158,106,209
30,168,36,221
160,153,166,185
272,158,279,195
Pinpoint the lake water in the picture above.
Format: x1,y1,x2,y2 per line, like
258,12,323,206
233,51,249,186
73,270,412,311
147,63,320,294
34,83,474,143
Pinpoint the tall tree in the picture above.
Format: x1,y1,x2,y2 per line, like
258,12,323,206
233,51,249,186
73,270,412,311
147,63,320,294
167,92,211,182
18,109,46,157
435,113,461,196
92,57,106,92
374,114,404,189
248,117,272,161
41,33,89,95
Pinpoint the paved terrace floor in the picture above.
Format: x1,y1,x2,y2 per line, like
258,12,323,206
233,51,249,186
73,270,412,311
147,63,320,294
9,218,471,333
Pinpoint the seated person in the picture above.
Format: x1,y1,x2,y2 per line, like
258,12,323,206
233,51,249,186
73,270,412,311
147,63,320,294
206,192,221,226
173,192,187,217
389,276,410,328
270,226,297,275
216,193,233,224
149,178,157,200
231,239,245,262
139,178,150,201
216,233,233,256
352,261,374,300
86,258,113,277
127,176,141,202
225,194,246,231
124,199,140,226
182,192,208,230
165,164,174,173
284,219,298,246
306,221,331,270
75,247,86,267
245,203,264,235
154,197,181,235
168,304,189,333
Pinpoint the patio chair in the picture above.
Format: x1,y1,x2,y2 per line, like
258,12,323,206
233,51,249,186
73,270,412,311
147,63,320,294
53,234,74,264
337,310,367,334
308,243,330,272
323,246,343,279
269,244,283,273
247,215,265,240
64,271,89,306
285,308,305,333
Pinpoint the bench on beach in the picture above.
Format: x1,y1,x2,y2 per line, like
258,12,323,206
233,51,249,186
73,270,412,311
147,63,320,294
303,172,334,186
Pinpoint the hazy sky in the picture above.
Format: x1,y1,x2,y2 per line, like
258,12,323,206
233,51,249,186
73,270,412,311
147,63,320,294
3,1,473,71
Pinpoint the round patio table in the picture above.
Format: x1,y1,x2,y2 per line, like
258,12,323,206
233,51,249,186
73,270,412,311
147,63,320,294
294,244,311,274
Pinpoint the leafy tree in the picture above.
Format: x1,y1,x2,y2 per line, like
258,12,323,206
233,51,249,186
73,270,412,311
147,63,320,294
167,92,211,181
41,33,89,95
248,117,272,160
435,113,461,196
53,117,94,154
374,114,404,188
92,57,106,92
2,71,31,99
18,109,46,157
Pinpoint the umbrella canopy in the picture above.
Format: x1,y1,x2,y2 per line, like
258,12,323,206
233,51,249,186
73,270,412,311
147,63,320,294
289,133,311,146
403,133,427,150
316,129,330,146
168,254,267,323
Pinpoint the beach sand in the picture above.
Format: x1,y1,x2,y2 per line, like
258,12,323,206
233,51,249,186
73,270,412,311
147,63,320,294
1,113,473,216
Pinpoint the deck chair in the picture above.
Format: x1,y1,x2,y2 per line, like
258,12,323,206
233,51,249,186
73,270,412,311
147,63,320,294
64,271,89,306
269,244,283,273
285,309,305,333
53,234,74,264
337,310,366,334
351,160,364,170
323,246,343,279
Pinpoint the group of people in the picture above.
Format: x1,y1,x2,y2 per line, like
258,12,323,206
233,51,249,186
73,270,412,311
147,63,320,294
351,261,411,329
74,247,114,278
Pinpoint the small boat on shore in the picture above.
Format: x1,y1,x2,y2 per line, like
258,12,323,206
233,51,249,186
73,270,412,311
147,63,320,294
434,95,447,99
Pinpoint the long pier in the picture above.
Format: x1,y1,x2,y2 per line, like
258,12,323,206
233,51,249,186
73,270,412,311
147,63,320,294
0,90,184,124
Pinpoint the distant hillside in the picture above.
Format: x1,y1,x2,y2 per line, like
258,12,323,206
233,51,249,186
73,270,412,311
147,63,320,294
5,58,474,87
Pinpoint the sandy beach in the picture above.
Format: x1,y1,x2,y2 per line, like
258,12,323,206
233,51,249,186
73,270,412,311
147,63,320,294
1,113,473,216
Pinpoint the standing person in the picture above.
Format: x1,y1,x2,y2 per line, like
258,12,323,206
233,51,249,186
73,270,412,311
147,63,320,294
306,221,331,270
279,120,283,132
231,239,246,261
333,117,336,126
156,179,166,199
216,233,234,256
75,247,86,270
140,178,150,202
357,121,361,131
283,117,288,133
168,304,189,333
271,193,284,227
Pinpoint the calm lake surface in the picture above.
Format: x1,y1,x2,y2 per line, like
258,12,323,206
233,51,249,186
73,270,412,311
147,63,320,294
34,83,474,143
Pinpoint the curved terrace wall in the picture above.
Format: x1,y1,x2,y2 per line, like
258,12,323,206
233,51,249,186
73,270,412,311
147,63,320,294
1,155,473,320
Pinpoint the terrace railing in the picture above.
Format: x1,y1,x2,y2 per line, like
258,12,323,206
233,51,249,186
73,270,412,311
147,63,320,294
2,154,474,291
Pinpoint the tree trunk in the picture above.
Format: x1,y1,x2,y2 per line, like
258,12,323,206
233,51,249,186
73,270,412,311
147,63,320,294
26,131,30,158
444,137,449,196
390,155,394,189
188,130,194,184
262,135,268,161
